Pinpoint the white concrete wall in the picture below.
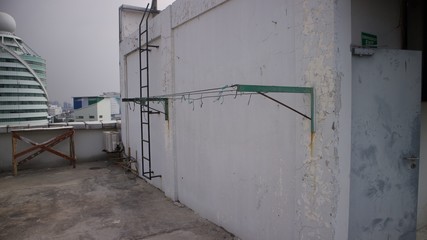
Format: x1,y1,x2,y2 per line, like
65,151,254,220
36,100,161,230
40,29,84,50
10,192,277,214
74,102,98,121
120,0,352,239
118,5,159,42
119,6,144,41
110,97,121,115
74,98,111,122
293,0,352,239
0,122,120,172
97,98,112,121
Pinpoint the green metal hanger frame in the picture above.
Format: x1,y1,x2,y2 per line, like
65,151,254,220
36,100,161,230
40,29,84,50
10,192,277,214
123,84,316,133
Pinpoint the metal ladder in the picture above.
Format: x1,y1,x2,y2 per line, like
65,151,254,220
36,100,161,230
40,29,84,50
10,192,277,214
139,4,160,179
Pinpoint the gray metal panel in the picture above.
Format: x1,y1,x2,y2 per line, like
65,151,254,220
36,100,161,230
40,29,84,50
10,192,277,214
350,49,422,240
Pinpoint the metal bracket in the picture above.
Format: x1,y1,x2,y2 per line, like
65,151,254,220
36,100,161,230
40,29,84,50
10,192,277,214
123,97,169,120
235,84,315,133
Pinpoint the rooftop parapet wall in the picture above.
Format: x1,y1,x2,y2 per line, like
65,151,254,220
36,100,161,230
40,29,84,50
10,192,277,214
0,121,121,172
0,121,120,133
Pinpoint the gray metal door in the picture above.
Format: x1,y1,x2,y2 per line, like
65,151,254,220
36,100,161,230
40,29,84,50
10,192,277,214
349,49,422,240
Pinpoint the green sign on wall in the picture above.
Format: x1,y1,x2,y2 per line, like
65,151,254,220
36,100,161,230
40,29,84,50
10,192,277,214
361,32,377,47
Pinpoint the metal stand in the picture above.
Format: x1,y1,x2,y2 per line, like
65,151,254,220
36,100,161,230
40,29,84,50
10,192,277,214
11,126,76,176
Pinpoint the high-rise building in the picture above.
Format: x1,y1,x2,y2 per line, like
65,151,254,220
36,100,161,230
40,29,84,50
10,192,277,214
0,12,48,126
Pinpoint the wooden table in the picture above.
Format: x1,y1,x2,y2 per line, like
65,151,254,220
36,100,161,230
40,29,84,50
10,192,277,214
11,126,76,176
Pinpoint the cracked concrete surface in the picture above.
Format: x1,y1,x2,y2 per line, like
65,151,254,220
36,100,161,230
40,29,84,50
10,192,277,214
0,161,236,240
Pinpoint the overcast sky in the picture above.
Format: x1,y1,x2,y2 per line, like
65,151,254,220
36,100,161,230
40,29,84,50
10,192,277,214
1,0,174,105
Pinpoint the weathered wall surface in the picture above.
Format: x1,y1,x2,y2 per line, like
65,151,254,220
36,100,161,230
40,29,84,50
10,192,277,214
293,0,352,239
172,2,298,239
350,50,421,240
351,1,425,238
119,0,352,239
119,5,145,42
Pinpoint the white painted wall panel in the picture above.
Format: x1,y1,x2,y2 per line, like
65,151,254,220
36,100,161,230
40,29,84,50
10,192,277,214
119,0,352,239
123,50,142,174
172,1,298,239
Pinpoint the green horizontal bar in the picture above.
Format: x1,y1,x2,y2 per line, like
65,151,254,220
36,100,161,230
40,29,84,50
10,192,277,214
236,84,313,94
122,97,168,102
123,85,314,132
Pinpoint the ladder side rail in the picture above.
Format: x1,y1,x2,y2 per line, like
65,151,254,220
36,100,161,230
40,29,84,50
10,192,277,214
139,5,149,178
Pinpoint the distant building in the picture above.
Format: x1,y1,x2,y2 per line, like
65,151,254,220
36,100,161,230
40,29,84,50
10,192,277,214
63,101,73,111
48,104,62,116
0,12,49,126
73,96,111,122
101,92,121,120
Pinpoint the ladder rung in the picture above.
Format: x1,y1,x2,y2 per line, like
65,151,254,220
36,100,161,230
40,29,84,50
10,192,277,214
140,46,158,52
140,30,147,35
141,67,148,71
141,86,148,88
143,172,161,178
142,140,150,143
142,122,149,125
143,111,158,114
143,157,150,161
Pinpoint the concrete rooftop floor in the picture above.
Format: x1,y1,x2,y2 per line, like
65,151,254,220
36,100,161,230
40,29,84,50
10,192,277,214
0,160,236,240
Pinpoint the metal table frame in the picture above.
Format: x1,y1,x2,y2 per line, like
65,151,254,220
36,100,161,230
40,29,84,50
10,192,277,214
11,126,76,176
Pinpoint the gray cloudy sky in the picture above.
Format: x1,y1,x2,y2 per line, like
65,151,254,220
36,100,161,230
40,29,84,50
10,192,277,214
1,0,174,104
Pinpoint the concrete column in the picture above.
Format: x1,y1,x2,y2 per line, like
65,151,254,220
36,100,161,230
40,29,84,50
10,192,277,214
294,0,351,239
